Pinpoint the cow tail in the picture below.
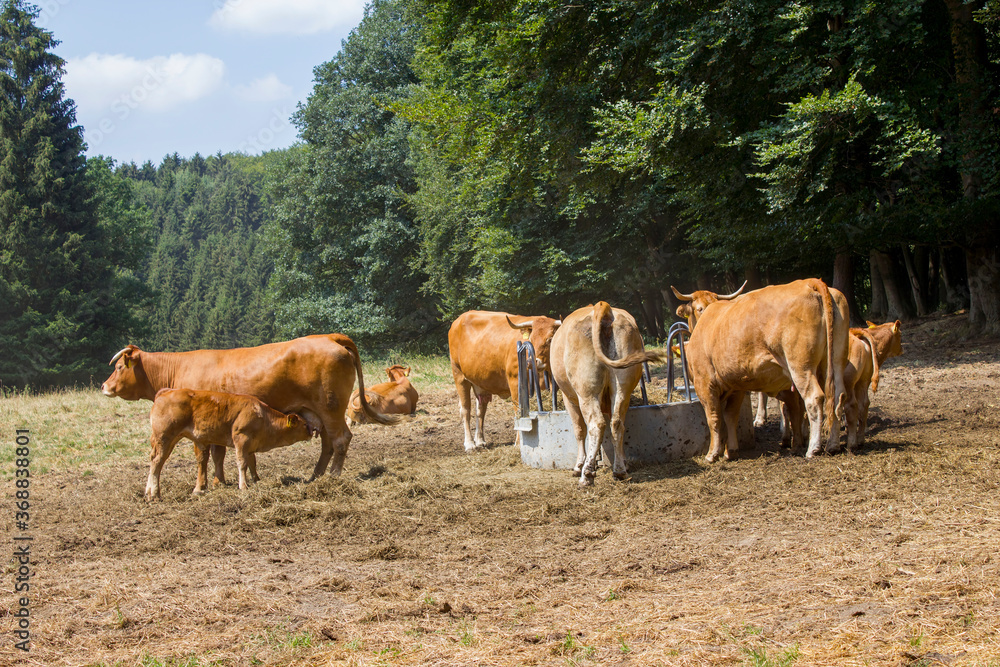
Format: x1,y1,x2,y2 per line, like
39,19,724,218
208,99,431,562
333,334,398,426
817,280,842,430
857,329,880,393
590,302,668,368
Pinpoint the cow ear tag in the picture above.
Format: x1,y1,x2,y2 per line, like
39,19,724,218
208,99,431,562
521,331,530,340
286,416,293,427
124,357,132,368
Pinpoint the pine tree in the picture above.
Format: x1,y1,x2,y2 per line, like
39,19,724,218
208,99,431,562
0,1,130,387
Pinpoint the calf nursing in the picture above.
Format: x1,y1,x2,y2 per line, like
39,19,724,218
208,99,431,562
146,388,315,500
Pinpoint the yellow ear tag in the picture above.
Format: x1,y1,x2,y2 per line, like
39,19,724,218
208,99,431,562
521,331,530,340
286,416,293,427
124,357,132,368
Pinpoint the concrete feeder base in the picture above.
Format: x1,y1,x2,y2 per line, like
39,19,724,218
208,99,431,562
517,397,754,469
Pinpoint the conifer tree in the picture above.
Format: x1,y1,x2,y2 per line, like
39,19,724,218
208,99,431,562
0,1,128,386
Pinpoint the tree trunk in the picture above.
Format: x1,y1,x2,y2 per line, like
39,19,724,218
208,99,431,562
899,244,928,317
832,250,860,324
943,0,1000,330
868,250,887,321
744,264,763,291
940,246,969,311
927,248,940,312
966,246,1000,332
633,290,657,339
873,250,913,321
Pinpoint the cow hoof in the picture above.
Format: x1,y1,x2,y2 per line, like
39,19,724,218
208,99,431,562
191,488,205,496
705,454,718,464
464,442,479,452
613,472,630,482
753,418,765,428
578,476,595,488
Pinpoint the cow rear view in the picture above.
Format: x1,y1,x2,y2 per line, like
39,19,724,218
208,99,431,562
549,302,666,486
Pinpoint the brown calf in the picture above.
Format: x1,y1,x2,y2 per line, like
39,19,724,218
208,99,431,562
146,388,315,500
347,365,419,425
844,321,903,450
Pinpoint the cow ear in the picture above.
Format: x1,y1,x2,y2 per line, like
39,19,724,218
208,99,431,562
286,416,294,428
892,320,900,333
124,354,132,369
866,320,877,328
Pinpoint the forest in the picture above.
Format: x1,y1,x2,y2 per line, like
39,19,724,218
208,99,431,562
2,0,999,387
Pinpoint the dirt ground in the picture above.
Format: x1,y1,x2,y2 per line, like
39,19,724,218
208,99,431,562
3,313,1000,666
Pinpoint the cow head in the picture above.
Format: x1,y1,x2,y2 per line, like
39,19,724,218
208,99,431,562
101,345,156,400
671,281,747,329
385,365,411,382
285,413,317,440
867,319,903,359
507,315,562,371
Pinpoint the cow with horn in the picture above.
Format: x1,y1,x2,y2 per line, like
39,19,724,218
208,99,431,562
672,279,849,461
101,335,397,483
448,311,561,450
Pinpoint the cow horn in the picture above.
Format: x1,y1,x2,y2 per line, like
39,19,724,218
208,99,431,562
717,280,748,300
109,347,132,366
671,286,695,302
507,316,533,330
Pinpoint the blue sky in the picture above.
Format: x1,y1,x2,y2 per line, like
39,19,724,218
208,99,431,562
36,0,367,165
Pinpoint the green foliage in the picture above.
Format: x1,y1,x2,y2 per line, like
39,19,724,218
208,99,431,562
264,0,435,348
122,151,276,351
0,1,146,387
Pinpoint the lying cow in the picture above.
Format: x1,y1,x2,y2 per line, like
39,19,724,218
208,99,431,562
549,302,666,486
672,279,849,461
102,334,395,483
843,320,903,450
448,311,561,450
347,365,419,425
146,388,316,500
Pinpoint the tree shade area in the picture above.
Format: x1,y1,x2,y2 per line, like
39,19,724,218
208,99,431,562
2,0,999,388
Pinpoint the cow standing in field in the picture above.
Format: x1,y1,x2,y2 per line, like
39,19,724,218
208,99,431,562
347,365,419,425
843,321,903,450
672,279,849,461
549,302,667,486
146,388,316,500
101,334,395,482
448,311,561,450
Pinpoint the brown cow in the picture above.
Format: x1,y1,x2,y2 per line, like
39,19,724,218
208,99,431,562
346,365,419,425
549,302,667,486
843,320,903,450
146,388,316,500
448,311,561,450
101,335,395,482
672,279,849,461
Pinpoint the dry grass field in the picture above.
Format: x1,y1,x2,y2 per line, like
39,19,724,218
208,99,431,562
2,313,1000,667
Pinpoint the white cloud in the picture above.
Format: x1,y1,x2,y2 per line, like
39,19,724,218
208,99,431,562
64,53,226,115
232,74,293,102
209,0,365,35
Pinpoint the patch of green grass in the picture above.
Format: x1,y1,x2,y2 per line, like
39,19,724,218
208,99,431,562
361,353,453,392
139,655,214,667
742,643,800,667
458,619,477,647
344,637,364,651
552,632,596,662
0,387,151,479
